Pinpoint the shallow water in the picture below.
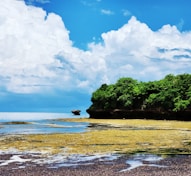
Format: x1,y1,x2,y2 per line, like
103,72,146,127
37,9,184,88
120,154,166,172
0,119,89,134
50,153,120,168
0,152,120,169
0,152,167,171
0,112,89,134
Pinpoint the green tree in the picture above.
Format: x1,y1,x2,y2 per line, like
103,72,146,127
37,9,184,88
115,78,138,109
90,84,117,110
88,73,191,114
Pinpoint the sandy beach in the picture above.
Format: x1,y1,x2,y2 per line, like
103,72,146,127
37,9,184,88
0,154,190,176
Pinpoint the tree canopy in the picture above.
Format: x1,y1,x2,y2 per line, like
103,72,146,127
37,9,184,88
88,74,191,113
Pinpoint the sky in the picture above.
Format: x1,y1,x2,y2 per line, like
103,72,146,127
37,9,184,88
0,0,191,114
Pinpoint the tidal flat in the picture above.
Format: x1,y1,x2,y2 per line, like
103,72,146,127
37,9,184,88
0,118,191,155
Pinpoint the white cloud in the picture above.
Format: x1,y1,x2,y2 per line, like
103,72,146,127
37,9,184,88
81,1,94,7
122,9,131,17
89,16,191,81
25,0,50,5
176,18,184,31
0,0,72,93
0,0,108,93
0,0,191,94
101,9,114,15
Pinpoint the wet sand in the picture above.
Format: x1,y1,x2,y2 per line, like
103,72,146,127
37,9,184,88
0,154,190,176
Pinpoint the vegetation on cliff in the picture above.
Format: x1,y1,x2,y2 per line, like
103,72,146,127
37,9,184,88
87,74,191,119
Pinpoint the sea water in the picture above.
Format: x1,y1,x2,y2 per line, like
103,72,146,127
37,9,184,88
0,112,89,134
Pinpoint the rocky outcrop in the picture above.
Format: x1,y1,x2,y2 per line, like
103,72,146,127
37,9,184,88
86,109,191,121
71,110,81,115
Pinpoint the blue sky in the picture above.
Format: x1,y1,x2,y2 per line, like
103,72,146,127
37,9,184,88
24,0,191,49
0,0,191,114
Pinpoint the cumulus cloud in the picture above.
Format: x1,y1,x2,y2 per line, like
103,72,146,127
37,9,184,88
0,0,191,94
0,0,107,93
89,16,191,81
0,0,72,93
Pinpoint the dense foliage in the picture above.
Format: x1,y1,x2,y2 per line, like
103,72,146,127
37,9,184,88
89,74,191,112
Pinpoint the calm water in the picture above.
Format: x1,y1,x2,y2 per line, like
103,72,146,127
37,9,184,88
0,112,89,134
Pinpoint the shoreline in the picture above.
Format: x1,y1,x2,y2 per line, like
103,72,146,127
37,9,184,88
0,153,190,176
0,118,190,175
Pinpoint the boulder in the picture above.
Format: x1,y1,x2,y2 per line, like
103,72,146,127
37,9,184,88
71,110,81,115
